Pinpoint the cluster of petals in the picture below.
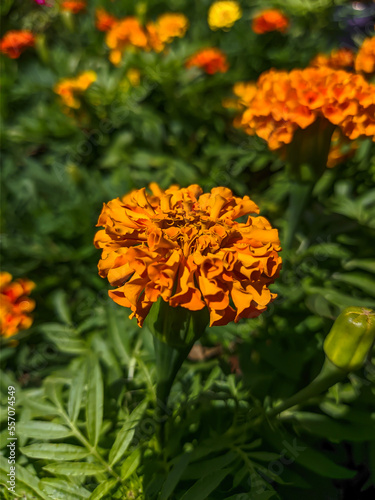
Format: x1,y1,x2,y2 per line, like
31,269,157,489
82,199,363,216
237,67,375,150
0,30,35,59
355,36,375,75
185,48,229,74
208,1,242,30
95,184,282,328
54,71,97,108
0,273,35,338
103,13,188,65
310,48,355,71
61,1,86,14
252,9,289,35
327,130,358,168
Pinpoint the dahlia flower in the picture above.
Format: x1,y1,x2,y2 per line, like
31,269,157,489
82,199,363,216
186,48,229,74
355,36,375,75
252,9,289,35
95,184,282,328
208,1,242,31
0,273,35,338
237,67,375,150
0,31,35,59
54,71,97,108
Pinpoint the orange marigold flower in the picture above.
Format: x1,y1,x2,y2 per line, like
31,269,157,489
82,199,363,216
95,8,118,32
154,13,189,44
0,272,35,338
237,67,375,150
61,1,86,14
106,17,148,65
95,184,282,327
252,9,289,35
0,30,35,59
355,36,375,75
54,70,97,108
310,48,355,71
186,48,229,74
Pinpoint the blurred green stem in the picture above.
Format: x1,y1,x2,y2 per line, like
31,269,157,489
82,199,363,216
284,181,313,250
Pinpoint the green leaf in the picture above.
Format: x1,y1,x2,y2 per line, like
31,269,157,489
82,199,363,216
332,272,375,298
21,443,89,461
43,462,106,476
69,359,87,423
39,478,91,499
52,289,72,325
0,456,50,500
86,357,103,447
109,400,148,467
89,478,118,500
180,469,231,500
120,447,142,482
160,453,191,500
183,452,237,480
41,324,88,354
17,421,72,440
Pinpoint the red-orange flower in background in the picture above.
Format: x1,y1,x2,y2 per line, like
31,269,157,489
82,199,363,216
236,67,375,150
95,184,282,327
0,30,35,59
355,36,375,75
186,48,229,74
0,273,35,338
252,9,289,35
310,48,355,71
61,1,86,14
95,8,118,32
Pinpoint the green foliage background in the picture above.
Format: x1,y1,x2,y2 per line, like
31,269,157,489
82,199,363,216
1,0,375,499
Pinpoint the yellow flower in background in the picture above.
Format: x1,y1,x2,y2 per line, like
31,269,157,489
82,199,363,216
355,36,375,75
0,273,35,338
95,184,282,328
154,13,189,44
127,68,141,87
208,1,242,30
54,71,97,108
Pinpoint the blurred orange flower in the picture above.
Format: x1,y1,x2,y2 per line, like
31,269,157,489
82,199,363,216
0,30,35,59
95,184,282,327
0,273,35,338
310,48,355,71
186,48,229,74
61,1,86,14
355,37,375,75
327,130,358,168
154,13,189,43
105,18,148,65
237,67,375,150
95,8,118,32
252,9,289,35
54,71,97,108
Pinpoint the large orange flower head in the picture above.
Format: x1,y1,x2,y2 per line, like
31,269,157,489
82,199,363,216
105,17,148,65
0,30,35,59
252,9,289,35
95,184,282,328
238,67,375,150
0,273,35,338
355,36,375,75
61,1,86,14
208,1,242,31
153,13,189,43
54,71,97,108
310,48,355,71
186,48,229,74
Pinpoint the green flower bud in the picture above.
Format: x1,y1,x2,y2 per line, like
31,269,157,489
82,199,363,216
323,307,375,372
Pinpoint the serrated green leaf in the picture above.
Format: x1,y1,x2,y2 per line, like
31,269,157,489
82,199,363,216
39,478,91,499
120,447,141,482
0,456,50,499
160,453,191,500
180,469,230,500
43,462,105,476
109,400,148,467
17,421,72,440
89,478,118,500
86,357,103,447
21,443,89,460
69,359,87,423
